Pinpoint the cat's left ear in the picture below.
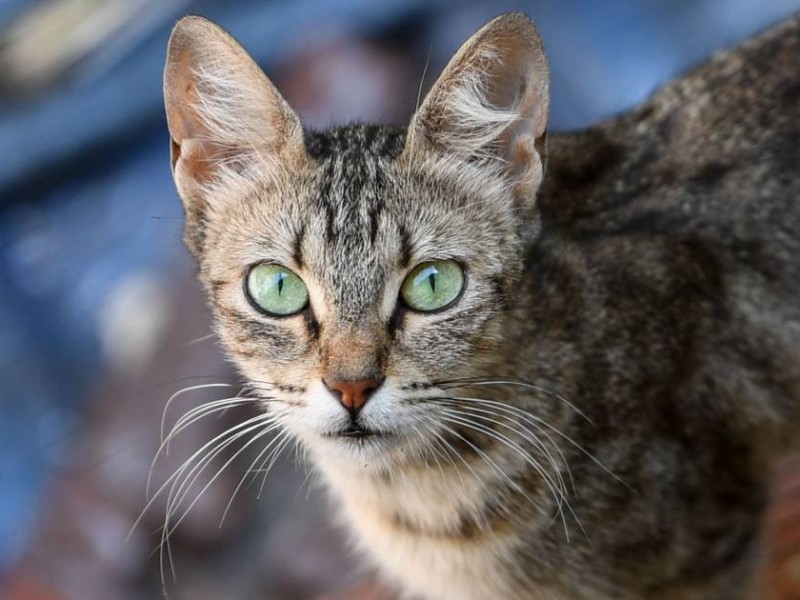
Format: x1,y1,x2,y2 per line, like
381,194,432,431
405,13,549,206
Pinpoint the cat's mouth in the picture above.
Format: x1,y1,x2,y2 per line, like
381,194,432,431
326,422,385,440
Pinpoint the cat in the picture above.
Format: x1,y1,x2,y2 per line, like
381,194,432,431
163,12,800,600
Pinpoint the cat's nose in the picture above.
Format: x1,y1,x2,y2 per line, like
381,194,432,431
323,376,384,418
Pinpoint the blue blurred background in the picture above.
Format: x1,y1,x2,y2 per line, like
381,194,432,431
0,1,797,598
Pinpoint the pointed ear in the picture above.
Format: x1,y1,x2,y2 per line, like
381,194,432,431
164,16,305,246
405,14,549,205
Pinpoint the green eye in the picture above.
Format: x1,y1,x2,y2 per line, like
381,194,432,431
400,260,464,312
246,263,309,316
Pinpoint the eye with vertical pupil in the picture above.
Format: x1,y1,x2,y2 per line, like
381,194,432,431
246,263,309,316
400,260,464,312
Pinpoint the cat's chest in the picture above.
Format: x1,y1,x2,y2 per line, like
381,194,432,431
324,466,561,600
349,508,512,600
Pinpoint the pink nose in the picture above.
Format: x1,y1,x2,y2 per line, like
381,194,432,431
323,377,383,417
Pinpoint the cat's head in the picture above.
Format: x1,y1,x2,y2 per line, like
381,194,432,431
164,14,549,470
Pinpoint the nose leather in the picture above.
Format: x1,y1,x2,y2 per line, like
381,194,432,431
324,377,383,417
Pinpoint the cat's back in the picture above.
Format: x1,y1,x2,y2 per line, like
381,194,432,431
541,14,798,247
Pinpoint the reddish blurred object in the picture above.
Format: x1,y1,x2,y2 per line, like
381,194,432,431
3,571,63,600
316,581,399,600
758,458,800,600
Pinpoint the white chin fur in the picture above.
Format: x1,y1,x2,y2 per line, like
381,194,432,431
279,378,427,472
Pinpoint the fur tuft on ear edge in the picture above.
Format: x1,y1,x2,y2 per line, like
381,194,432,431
164,16,306,226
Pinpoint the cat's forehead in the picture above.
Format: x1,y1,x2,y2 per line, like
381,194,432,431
301,124,408,319
303,123,408,245
304,124,406,162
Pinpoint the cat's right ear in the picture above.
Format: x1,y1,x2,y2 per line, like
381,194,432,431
404,13,549,212
164,16,305,251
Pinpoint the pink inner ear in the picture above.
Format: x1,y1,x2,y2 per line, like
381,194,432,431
176,136,249,184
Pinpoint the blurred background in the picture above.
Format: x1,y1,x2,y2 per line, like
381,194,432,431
0,1,798,599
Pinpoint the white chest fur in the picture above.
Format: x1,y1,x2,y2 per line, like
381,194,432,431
318,458,557,600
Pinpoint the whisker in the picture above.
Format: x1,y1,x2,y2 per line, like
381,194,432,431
405,46,431,162
421,415,540,511
446,395,627,489
435,377,592,423
165,396,254,447
438,399,575,494
441,404,570,496
220,427,291,526
418,422,475,497
160,383,235,443
147,396,259,497
149,415,276,588
158,421,279,587
256,430,294,499
439,405,589,540
163,417,281,528
132,413,275,536
179,332,216,348
162,419,282,541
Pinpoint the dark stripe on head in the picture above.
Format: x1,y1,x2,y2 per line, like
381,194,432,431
397,223,412,269
304,124,407,161
368,198,382,245
490,274,510,311
293,222,306,268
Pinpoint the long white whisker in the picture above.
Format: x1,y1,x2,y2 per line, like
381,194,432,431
438,378,591,423
163,397,257,455
417,422,472,496
157,421,277,587
163,420,281,540
160,383,235,442
423,416,539,511
132,414,274,537
148,396,256,497
448,395,627,489
179,332,216,348
218,428,290,526
257,431,295,498
439,400,574,494
164,418,280,528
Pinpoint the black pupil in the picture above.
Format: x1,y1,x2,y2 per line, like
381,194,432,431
277,272,286,295
428,270,437,293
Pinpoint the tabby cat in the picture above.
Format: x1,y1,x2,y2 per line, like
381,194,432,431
163,12,800,600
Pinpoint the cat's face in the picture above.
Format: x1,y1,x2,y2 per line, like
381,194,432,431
195,127,528,468
164,15,548,471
